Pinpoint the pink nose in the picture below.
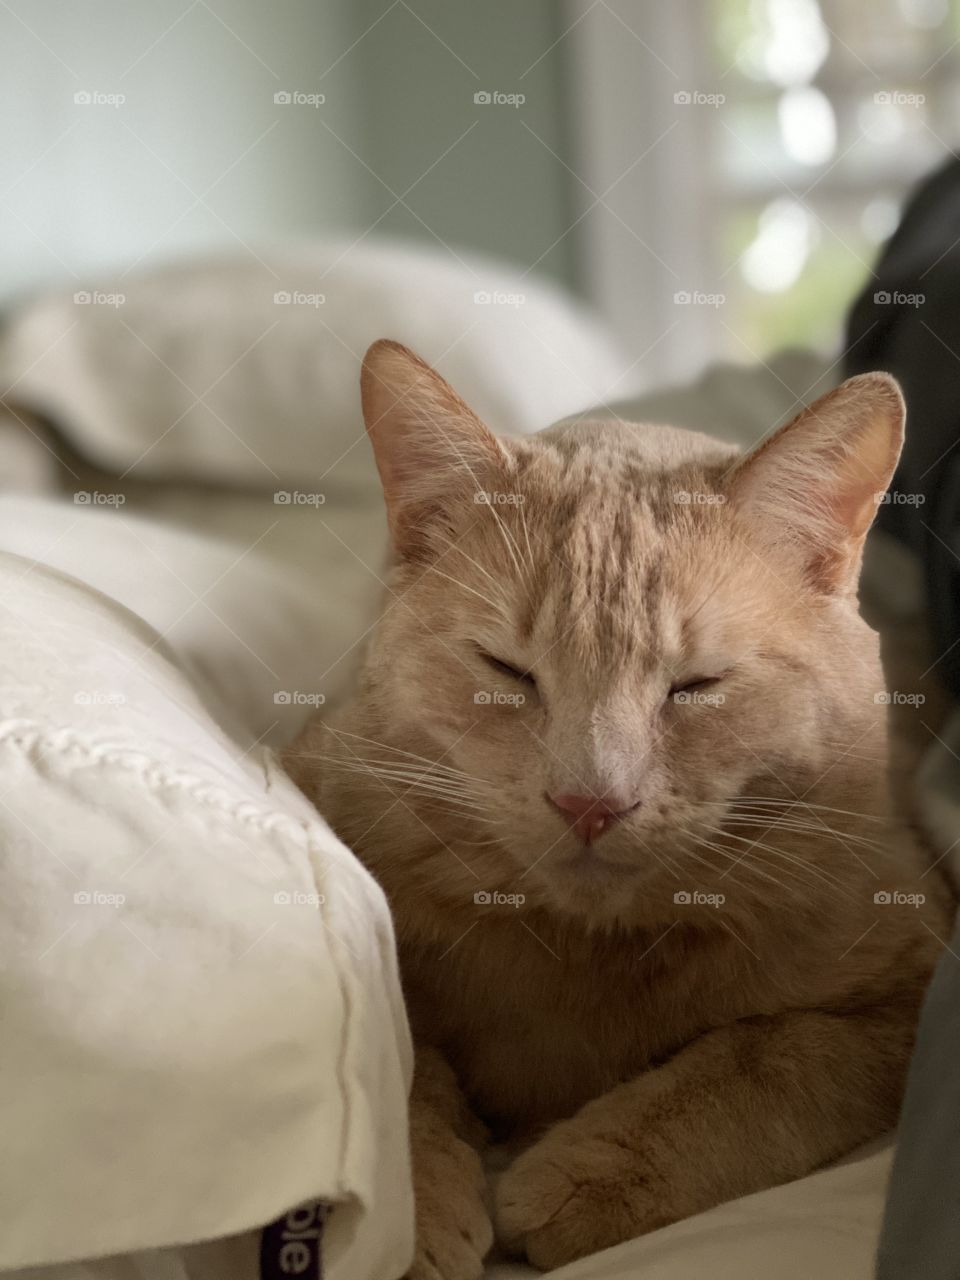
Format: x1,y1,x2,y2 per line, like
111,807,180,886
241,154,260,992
547,792,637,845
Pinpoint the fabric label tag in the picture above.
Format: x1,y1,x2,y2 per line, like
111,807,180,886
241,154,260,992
260,1200,329,1280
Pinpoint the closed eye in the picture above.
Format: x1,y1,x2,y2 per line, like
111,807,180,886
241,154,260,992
479,651,537,687
669,675,723,697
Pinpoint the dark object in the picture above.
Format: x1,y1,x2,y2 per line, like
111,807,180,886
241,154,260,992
875,920,960,1280
845,155,960,699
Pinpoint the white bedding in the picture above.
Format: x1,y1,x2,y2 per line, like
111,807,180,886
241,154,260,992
0,547,412,1279
0,242,955,1280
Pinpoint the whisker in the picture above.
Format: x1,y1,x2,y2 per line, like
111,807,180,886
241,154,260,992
703,825,858,894
324,726,486,784
304,754,492,813
410,398,529,586
432,531,504,593
724,814,887,852
516,495,536,579
424,564,507,614
677,828,816,899
682,826,857,901
304,749,485,793
732,796,886,824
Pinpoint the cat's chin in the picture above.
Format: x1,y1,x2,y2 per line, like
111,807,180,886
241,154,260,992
532,853,649,925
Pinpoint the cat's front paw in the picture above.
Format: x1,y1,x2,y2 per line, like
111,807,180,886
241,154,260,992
406,1134,493,1280
494,1129,668,1269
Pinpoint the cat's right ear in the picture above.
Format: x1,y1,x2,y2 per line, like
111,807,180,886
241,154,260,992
726,372,904,594
361,340,508,557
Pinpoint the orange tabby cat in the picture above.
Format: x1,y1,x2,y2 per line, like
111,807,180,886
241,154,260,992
286,340,950,1277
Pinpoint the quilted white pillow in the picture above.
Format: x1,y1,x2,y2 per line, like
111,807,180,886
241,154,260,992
0,546,413,1280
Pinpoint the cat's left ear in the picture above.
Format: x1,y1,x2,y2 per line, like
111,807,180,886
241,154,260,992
727,372,905,594
361,339,510,558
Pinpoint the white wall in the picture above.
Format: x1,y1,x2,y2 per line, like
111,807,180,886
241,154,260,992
0,0,365,300
0,0,578,304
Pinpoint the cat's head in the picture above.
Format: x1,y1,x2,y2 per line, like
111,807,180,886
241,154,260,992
350,340,903,923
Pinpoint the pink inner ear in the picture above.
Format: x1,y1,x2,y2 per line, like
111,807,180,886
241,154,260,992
827,419,902,540
729,374,904,593
360,339,508,558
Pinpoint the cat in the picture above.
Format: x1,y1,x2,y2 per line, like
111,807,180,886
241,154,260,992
285,339,951,1278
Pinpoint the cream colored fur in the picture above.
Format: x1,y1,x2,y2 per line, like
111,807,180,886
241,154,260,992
286,341,951,1277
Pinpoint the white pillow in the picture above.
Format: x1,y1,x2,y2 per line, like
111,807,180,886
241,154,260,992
0,241,633,493
0,547,413,1280
0,494,379,748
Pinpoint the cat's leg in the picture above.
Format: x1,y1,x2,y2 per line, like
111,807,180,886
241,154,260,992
494,1003,915,1269
406,1045,493,1280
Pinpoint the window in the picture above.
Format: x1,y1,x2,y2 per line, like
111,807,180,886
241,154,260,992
712,0,958,358
567,0,960,384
